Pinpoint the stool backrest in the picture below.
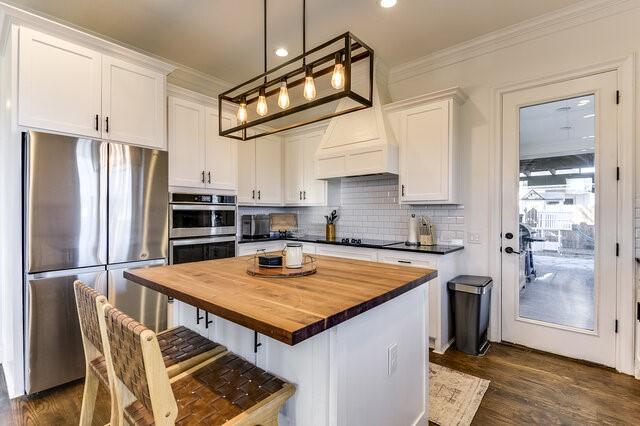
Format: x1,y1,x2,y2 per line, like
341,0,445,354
102,303,178,424
73,281,106,356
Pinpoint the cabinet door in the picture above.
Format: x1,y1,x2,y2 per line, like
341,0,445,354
255,136,282,205
168,96,205,188
102,56,165,148
301,133,327,205
399,100,450,202
237,140,256,204
205,107,237,191
18,27,102,138
283,137,304,205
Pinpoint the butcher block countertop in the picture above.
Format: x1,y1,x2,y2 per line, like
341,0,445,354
124,254,437,345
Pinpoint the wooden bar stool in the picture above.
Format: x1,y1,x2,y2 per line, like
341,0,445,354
100,302,296,425
74,281,227,425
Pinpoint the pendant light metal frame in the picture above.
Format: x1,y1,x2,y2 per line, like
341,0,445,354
218,0,374,141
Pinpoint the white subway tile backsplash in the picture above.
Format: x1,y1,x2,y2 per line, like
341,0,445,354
240,175,465,244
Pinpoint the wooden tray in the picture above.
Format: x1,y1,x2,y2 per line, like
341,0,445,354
247,254,317,278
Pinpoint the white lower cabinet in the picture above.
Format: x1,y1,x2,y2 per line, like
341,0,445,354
173,300,208,337
315,244,378,261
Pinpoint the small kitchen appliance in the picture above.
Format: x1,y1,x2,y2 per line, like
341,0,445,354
242,214,270,238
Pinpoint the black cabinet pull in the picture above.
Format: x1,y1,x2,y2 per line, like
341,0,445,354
207,171,211,183
252,189,255,199
205,312,213,328
105,116,109,133
196,307,204,324
95,114,99,131
401,184,405,197
257,190,261,200
299,191,302,200
398,260,412,264
201,171,205,183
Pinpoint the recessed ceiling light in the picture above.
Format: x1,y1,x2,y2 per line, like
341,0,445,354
274,47,289,57
378,0,397,8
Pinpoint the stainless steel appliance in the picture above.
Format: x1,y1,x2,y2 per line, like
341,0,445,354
242,214,270,238
169,193,237,265
169,193,236,238
23,131,168,394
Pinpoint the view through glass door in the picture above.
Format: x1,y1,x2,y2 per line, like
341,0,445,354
501,71,618,366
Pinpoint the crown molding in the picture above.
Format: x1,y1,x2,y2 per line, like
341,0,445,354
167,66,231,98
383,87,467,113
389,0,639,84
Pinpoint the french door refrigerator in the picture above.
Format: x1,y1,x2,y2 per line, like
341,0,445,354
23,131,168,394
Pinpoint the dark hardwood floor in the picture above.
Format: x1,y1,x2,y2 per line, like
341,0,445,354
1,343,638,425
430,343,640,425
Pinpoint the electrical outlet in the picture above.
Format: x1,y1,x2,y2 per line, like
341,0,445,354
388,343,398,376
468,232,481,244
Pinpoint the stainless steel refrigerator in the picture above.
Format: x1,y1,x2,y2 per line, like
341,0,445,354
23,131,168,394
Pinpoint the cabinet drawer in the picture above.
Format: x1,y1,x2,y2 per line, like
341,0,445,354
237,241,285,256
377,250,437,269
315,244,378,261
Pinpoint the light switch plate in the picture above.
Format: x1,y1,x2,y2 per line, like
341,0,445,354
468,232,481,244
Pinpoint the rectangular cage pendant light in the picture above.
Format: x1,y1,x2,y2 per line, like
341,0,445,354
218,32,374,141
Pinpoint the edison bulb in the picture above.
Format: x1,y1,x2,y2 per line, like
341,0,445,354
331,63,345,90
236,98,248,123
256,88,268,116
278,81,290,109
303,66,316,100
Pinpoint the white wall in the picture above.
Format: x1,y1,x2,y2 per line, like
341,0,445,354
387,2,639,374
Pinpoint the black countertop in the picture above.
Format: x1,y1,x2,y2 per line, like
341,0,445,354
238,235,464,255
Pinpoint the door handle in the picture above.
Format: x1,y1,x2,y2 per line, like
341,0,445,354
201,171,205,183
504,247,520,255
299,191,302,200
205,312,213,328
505,232,514,239
196,307,204,324
207,171,211,184
257,190,261,200
252,189,255,199
303,190,306,200
401,184,405,197
105,116,109,133
95,114,99,131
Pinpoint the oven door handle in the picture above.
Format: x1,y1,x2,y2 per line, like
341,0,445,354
170,236,237,247
170,204,236,211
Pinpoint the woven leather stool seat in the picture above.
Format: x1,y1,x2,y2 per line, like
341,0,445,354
157,326,225,374
124,353,289,426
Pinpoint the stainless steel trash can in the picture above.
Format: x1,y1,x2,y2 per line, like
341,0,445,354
448,275,493,355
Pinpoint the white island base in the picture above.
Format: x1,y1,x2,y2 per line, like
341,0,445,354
175,284,429,426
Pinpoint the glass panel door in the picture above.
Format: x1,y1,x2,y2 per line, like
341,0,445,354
518,95,596,330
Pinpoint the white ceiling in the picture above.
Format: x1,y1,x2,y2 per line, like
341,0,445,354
5,0,582,84
520,95,595,160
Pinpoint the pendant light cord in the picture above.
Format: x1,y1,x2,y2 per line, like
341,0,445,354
302,0,306,67
263,0,267,83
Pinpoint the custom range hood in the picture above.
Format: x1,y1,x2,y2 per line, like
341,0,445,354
315,69,398,179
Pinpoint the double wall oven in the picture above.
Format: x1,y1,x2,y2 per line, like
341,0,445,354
169,193,237,264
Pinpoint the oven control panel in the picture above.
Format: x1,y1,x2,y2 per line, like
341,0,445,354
170,193,236,205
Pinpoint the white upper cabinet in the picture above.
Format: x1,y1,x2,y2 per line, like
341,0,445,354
385,88,466,205
168,96,205,188
102,56,165,149
18,27,102,138
237,140,257,203
168,93,238,192
17,26,168,149
284,131,327,206
205,107,237,191
237,136,283,206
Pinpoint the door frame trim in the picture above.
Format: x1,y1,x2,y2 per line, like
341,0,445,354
489,55,635,375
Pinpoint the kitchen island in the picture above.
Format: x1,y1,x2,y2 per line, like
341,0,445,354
125,254,437,426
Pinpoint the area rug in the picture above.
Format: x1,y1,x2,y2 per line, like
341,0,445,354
428,363,490,426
